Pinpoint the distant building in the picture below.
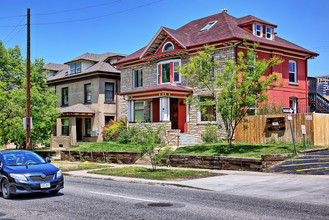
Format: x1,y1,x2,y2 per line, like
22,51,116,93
44,52,125,149
316,76,329,97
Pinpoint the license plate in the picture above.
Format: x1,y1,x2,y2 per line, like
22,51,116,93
40,182,51,189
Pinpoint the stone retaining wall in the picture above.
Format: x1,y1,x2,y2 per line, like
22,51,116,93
61,150,138,164
162,154,288,171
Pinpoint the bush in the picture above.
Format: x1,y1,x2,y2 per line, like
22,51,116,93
202,124,218,143
102,118,127,141
117,126,139,144
257,101,283,115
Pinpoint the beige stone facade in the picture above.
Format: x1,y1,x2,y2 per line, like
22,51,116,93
119,46,236,142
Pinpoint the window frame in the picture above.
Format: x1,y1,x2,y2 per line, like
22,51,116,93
266,26,273,40
61,87,68,106
162,42,174,52
254,23,263,37
105,82,114,102
84,83,92,104
61,119,69,136
157,59,181,84
200,21,217,32
70,63,82,74
289,60,297,83
133,69,143,88
199,96,216,123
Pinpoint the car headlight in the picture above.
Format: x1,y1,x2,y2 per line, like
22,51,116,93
57,170,62,178
10,174,28,182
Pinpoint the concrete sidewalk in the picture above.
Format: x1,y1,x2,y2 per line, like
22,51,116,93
64,165,329,206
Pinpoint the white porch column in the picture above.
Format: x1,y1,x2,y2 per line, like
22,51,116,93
127,100,135,122
160,97,170,121
186,103,190,122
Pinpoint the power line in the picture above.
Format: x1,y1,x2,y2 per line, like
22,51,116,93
4,25,25,44
3,16,26,42
32,0,122,16
31,0,162,26
0,0,162,27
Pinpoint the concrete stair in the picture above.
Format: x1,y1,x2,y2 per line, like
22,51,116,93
179,133,200,146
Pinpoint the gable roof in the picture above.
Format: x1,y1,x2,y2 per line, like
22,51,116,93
45,52,126,83
116,12,317,65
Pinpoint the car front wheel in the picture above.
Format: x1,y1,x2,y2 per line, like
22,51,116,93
2,179,12,199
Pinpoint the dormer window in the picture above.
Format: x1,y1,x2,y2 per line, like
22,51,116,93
266,26,273,40
200,21,217,32
162,42,174,52
255,24,262,37
70,63,81,74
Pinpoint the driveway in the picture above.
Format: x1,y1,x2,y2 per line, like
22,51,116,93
268,151,329,175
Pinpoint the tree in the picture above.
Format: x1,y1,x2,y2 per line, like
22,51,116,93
178,37,283,147
0,42,60,148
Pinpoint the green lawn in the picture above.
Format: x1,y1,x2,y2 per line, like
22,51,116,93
89,166,215,180
71,141,141,152
172,142,324,158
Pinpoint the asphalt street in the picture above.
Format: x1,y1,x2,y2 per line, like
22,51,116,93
269,151,329,175
1,176,329,220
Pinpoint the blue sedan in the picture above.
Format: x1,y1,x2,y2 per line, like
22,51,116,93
0,150,64,199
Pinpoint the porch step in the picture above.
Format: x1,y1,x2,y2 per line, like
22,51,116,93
179,133,200,146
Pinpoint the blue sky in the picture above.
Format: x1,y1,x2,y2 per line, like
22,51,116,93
0,0,328,76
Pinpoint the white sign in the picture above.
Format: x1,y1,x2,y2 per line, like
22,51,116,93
282,108,294,114
305,115,313,121
301,125,306,134
23,117,33,130
287,114,292,121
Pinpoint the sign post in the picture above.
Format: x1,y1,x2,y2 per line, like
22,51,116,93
287,114,297,155
301,125,306,149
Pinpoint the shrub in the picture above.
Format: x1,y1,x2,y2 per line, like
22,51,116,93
102,118,127,141
257,101,283,115
202,124,218,143
117,126,139,144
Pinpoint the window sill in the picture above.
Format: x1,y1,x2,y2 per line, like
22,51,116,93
84,102,92,105
61,105,69,107
288,82,299,86
104,101,115,104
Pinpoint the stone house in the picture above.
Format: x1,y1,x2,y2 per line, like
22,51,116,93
44,52,125,148
115,10,317,143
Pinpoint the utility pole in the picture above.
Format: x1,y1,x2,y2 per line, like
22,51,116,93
26,8,31,150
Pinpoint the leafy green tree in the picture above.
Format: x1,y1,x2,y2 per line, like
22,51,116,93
178,37,283,147
0,42,60,148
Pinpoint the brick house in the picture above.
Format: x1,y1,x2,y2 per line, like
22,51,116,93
115,11,318,143
44,52,125,148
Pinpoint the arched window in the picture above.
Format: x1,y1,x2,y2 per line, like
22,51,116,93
162,42,174,52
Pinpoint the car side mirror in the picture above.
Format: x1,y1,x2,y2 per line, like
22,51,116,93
45,158,51,163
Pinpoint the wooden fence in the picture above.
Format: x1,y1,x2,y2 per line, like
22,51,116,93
235,113,329,146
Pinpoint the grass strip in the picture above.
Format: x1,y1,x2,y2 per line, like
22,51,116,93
54,163,110,172
71,141,141,153
88,166,215,180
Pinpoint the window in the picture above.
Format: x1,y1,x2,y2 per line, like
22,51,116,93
70,63,81,74
133,69,143,88
84,83,91,103
289,60,297,83
105,83,114,102
105,116,115,126
85,118,91,136
255,24,262,37
247,52,256,74
61,87,68,106
266,27,273,39
61,119,69,136
200,21,217,32
135,102,144,121
200,96,216,122
157,59,181,84
162,42,174,52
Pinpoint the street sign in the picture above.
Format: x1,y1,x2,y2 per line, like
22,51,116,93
301,125,306,134
287,114,292,121
282,108,294,114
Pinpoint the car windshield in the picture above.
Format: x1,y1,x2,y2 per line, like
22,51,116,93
2,151,46,166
